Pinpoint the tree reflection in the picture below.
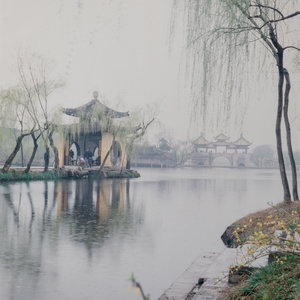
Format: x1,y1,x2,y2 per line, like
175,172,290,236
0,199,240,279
0,183,44,300
0,178,144,299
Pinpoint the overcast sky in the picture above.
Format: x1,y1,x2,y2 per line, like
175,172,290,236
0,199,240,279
1,0,300,149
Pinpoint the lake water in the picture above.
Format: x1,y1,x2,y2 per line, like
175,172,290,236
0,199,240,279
0,168,283,300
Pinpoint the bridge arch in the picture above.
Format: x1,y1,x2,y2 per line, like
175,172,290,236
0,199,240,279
211,155,233,167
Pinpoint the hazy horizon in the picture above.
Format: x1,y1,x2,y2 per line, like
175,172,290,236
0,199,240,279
1,0,300,149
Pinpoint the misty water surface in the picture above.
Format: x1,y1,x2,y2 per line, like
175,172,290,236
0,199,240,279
0,168,282,300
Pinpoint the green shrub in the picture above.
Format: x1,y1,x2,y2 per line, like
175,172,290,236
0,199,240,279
228,254,300,300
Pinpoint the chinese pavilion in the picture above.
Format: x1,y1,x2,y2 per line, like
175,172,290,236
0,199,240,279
59,91,129,168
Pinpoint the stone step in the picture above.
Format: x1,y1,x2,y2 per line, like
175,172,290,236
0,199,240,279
158,251,221,300
191,249,236,300
158,247,268,300
192,247,268,300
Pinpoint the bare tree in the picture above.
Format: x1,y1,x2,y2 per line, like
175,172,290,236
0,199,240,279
18,57,63,172
0,88,39,173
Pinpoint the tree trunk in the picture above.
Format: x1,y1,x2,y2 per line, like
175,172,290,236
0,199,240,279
21,143,24,167
276,58,291,203
2,136,24,173
283,68,299,201
126,156,131,170
48,129,59,170
126,141,134,170
44,146,50,172
24,133,39,174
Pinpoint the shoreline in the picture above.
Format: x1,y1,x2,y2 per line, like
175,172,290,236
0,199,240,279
0,166,140,182
159,201,300,299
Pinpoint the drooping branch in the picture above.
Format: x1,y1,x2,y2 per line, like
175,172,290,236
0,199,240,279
233,2,278,58
249,4,284,19
269,11,300,23
283,46,300,52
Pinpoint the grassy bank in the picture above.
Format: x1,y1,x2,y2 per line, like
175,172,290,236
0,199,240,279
0,169,68,181
222,201,300,300
227,253,300,299
103,169,140,179
0,168,140,182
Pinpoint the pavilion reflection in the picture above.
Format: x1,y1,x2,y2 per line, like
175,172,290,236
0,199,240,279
56,179,129,220
53,178,133,248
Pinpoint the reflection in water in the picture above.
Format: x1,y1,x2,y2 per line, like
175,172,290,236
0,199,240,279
0,168,283,300
0,178,136,300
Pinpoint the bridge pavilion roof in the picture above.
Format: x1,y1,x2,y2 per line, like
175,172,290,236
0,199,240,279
233,134,251,147
214,133,230,141
193,135,209,146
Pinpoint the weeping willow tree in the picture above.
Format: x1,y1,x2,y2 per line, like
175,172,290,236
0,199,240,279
172,0,300,203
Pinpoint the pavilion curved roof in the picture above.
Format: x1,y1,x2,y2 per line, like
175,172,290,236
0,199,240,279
63,99,129,120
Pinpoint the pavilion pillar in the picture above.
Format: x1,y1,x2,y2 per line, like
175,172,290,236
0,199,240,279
58,133,66,167
119,139,127,169
64,140,69,164
101,133,113,167
98,139,102,164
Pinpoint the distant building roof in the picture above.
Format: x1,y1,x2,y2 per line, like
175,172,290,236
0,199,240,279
214,133,230,141
158,138,172,152
192,133,251,150
233,134,251,147
63,92,129,120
